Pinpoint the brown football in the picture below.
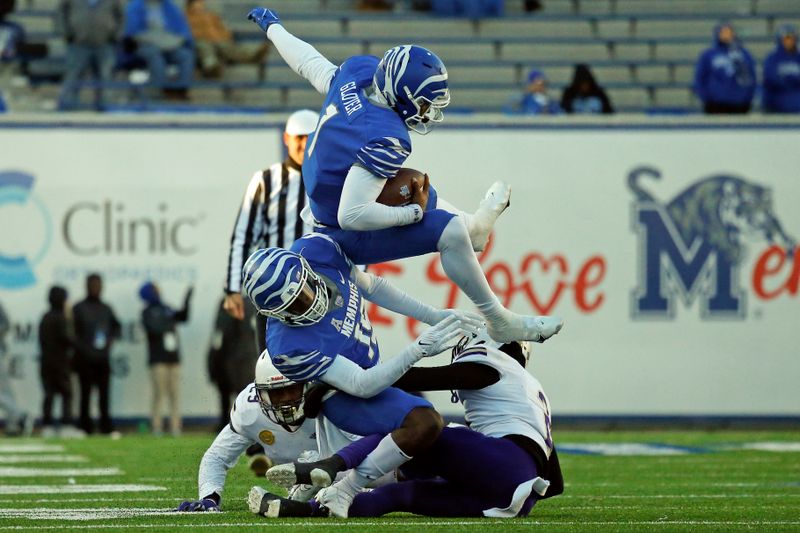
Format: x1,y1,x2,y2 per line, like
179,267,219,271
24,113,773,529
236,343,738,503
376,167,426,206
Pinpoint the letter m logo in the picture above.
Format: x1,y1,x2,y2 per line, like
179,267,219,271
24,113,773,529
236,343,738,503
631,203,744,319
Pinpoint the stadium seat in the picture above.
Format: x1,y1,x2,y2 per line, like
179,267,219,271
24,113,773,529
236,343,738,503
653,87,695,108
607,86,651,109
263,64,303,83
577,0,613,16
636,64,670,83
672,64,695,84
286,87,325,108
450,87,511,109
229,87,283,107
755,0,800,15
635,19,722,39
591,64,635,83
229,19,343,39
501,42,609,63
348,19,475,39
479,19,593,39
655,42,707,61
367,41,496,62
615,0,751,16
446,64,518,85
596,19,634,39
224,65,261,83
612,42,652,61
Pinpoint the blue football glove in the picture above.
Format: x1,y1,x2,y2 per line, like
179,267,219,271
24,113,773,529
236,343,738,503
174,498,220,512
248,8,281,33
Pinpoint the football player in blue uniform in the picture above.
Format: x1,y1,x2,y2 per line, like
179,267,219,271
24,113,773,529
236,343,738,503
247,8,563,345
241,233,483,516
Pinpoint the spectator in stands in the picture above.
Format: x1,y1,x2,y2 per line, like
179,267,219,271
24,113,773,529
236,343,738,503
560,63,613,114
72,273,120,434
39,286,80,438
0,0,24,111
207,297,258,431
431,0,503,17
0,0,23,63
123,0,195,100
57,0,124,111
185,0,268,79
139,281,192,436
693,22,756,114
763,24,800,114
504,68,561,115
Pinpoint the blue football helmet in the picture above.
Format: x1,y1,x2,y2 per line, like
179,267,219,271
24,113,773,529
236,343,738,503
242,248,329,326
374,45,450,134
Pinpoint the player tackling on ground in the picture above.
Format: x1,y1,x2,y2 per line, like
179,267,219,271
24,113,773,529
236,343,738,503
247,8,563,344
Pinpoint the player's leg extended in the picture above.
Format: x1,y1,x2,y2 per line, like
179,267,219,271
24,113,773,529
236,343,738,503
437,215,563,343
349,478,493,517
315,388,443,517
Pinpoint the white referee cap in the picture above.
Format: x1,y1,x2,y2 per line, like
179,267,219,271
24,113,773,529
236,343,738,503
284,109,318,136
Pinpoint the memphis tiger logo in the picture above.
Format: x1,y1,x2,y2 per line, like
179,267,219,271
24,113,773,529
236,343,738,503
629,166,795,319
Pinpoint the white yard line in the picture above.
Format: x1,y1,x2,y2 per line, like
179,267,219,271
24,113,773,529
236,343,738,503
0,445,66,453
0,467,121,477
0,456,88,464
0,485,166,495
0,509,179,521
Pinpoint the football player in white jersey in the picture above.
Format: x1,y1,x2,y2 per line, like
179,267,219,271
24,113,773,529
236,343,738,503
252,328,563,518
175,353,359,512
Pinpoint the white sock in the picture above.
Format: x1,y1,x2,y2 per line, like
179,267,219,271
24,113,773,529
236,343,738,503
349,434,411,489
437,197,488,252
437,217,511,324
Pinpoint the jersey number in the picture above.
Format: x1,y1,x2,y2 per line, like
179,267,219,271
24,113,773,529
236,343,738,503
306,104,338,157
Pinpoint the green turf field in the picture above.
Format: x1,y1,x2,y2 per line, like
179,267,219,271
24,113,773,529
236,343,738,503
0,430,798,532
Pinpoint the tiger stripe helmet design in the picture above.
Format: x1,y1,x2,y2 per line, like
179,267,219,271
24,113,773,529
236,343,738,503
374,45,450,134
242,247,329,326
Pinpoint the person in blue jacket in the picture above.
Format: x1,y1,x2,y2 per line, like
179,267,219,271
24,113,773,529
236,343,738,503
504,68,562,115
122,0,195,99
763,24,800,113
693,22,756,114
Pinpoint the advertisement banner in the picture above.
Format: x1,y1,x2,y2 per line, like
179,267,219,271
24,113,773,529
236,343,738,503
1,123,798,419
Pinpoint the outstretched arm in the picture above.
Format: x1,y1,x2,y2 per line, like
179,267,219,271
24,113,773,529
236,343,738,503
320,315,482,398
350,264,458,325
197,424,255,505
248,8,337,94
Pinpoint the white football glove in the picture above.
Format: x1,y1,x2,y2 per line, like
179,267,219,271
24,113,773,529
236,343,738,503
413,312,483,357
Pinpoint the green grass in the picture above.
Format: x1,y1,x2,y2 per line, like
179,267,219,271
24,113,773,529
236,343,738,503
1,430,799,532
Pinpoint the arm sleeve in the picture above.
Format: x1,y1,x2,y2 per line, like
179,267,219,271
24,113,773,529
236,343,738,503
197,424,255,502
393,362,500,392
320,347,424,398
266,24,337,94
226,171,266,293
337,165,422,231
351,265,439,324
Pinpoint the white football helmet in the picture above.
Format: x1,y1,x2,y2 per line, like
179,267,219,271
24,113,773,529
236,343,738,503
254,351,307,429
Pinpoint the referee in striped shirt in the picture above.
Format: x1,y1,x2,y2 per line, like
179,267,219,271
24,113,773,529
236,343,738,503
223,109,317,353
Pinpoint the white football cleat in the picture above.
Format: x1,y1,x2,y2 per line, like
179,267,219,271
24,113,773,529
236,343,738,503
487,314,564,344
470,181,511,251
266,460,338,489
315,480,358,518
248,486,268,514
288,483,320,502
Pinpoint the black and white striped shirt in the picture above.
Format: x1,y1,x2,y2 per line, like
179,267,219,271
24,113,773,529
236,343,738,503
225,159,312,294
